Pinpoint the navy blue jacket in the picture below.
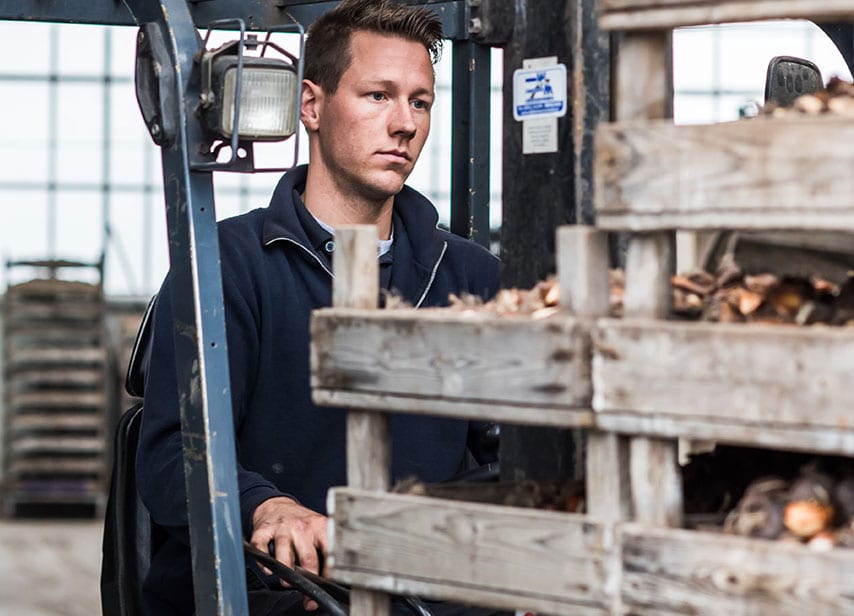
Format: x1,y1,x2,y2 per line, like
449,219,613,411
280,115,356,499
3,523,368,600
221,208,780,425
137,165,500,614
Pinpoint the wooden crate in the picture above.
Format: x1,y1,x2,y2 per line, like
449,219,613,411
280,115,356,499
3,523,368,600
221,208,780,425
587,1,854,611
596,116,854,232
329,489,617,615
619,524,854,615
598,0,854,30
592,319,854,455
312,309,594,427
314,226,612,616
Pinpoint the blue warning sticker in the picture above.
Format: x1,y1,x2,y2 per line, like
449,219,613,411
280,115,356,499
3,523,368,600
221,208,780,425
512,64,568,121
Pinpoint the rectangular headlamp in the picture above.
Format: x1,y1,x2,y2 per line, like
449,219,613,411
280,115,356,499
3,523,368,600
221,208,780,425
212,56,299,141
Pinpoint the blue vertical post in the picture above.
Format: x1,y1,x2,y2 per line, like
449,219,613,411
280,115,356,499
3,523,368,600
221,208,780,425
122,0,248,614
451,40,491,246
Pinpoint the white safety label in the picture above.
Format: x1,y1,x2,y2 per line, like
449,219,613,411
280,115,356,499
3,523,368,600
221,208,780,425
512,64,567,121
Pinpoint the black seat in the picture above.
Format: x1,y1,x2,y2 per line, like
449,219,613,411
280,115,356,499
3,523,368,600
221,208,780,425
101,296,157,616
100,403,149,616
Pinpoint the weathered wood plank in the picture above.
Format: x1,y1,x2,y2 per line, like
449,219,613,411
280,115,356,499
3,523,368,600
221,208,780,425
328,489,616,615
9,436,105,454
620,524,854,614
557,226,611,320
10,391,106,409
312,310,593,413
6,368,103,389
9,413,104,431
594,319,854,433
333,225,391,616
613,32,672,122
596,412,854,455
598,0,854,30
6,347,106,366
312,389,594,427
586,431,632,522
596,117,854,231
8,458,104,475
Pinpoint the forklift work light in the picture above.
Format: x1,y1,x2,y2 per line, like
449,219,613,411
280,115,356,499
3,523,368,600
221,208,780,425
210,56,298,141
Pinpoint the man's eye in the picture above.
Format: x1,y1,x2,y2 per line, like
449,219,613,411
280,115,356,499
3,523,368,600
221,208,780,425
370,92,385,101
412,99,430,111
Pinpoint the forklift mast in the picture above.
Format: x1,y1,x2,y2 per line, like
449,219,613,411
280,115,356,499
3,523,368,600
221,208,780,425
0,1,502,614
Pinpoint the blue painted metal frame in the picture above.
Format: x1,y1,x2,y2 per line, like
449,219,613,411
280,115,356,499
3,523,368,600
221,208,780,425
0,0,469,41
2,2,493,613
123,1,249,614
450,40,491,247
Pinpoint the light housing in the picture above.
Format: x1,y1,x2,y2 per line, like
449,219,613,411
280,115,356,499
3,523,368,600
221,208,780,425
208,55,298,141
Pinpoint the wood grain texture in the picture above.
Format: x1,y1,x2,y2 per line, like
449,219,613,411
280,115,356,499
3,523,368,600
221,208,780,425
312,310,593,414
596,117,854,231
312,389,594,427
629,437,682,526
327,488,616,615
332,226,391,616
614,32,672,122
586,431,632,522
599,0,854,30
593,319,854,434
346,412,390,492
557,226,611,320
620,524,854,615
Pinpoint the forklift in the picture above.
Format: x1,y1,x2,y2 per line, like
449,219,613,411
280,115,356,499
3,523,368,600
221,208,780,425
1,1,853,615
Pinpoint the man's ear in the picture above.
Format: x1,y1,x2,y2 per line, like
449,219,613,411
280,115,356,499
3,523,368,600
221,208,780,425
301,79,322,132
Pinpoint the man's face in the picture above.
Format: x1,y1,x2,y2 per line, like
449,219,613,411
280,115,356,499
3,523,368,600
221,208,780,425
307,30,434,203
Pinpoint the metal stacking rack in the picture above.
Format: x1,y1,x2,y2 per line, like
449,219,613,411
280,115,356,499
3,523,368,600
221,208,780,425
2,259,109,516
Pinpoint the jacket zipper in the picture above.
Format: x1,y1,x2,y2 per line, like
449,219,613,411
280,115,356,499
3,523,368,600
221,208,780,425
266,236,448,309
415,241,447,308
265,236,334,279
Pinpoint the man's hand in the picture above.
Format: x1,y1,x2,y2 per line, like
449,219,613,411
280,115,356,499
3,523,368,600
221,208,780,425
250,496,328,611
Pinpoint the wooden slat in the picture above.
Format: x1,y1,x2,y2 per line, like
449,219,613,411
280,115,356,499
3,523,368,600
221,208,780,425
8,458,104,475
595,117,854,232
4,323,103,339
7,368,103,389
592,319,854,454
328,489,616,615
4,300,104,324
7,278,102,297
9,436,104,455
620,524,854,614
6,347,106,366
598,0,854,30
10,391,106,409
333,225,391,616
313,391,594,427
312,310,593,416
10,413,103,431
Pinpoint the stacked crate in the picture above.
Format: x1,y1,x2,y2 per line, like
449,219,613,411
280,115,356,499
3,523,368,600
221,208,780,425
312,226,617,615
2,262,109,516
589,0,854,612
310,3,854,613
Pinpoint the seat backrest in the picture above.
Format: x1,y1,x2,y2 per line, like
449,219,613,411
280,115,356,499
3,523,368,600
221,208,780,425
102,296,159,615
100,403,150,616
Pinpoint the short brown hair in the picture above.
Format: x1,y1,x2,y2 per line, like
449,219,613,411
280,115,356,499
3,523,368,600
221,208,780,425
303,0,444,94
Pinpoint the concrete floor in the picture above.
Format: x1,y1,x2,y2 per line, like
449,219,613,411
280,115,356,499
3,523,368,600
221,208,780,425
0,519,103,616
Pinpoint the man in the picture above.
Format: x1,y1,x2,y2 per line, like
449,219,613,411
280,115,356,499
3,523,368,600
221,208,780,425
137,1,501,614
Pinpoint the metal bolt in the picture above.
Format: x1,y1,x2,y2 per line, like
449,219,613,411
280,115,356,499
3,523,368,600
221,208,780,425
150,122,161,137
468,17,483,35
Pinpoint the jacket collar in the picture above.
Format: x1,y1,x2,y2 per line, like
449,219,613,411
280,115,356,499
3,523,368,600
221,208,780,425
262,165,447,305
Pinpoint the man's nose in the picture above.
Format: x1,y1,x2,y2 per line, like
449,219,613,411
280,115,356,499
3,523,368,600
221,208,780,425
389,99,417,138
